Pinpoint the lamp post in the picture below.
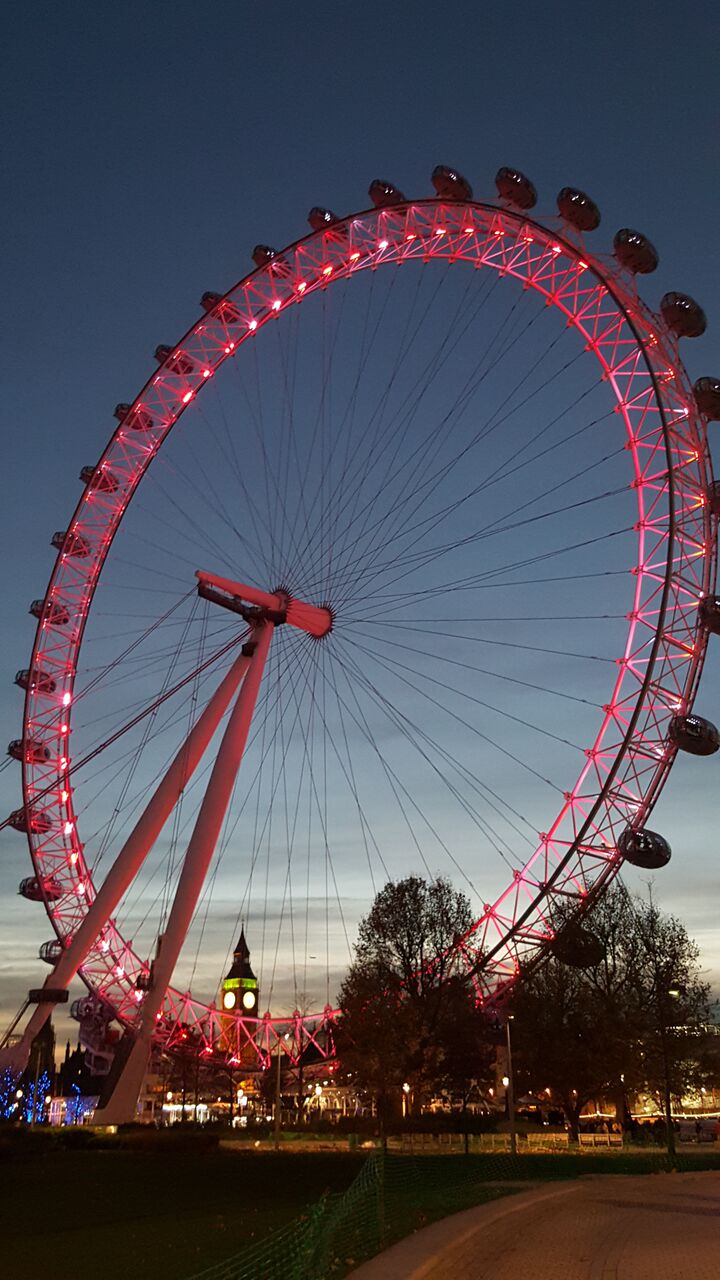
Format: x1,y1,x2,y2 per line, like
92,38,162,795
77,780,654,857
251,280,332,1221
273,1033,290,1151
657,971,681,1160
505,1016,517,1156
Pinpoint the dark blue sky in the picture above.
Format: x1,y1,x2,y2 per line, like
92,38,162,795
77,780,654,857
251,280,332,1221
2,1,719,1038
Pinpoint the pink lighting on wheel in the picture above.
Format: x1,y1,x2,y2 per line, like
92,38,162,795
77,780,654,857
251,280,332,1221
14,194,713,1082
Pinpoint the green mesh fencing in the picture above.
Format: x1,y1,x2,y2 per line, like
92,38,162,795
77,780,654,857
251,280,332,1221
185,1141,720,1280
185,1148,518,1280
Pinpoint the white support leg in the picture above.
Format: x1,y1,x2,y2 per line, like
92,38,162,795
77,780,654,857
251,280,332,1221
93,622,273,1125
1,645,253,1074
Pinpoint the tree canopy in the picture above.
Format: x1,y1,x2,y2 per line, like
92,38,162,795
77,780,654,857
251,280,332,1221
510,883,712,1137
337,876,492,1115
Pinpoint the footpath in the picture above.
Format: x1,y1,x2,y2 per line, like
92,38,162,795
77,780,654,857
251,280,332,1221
349,1170,720,1279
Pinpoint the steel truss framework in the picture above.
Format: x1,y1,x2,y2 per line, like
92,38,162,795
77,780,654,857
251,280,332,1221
17,198,716,1064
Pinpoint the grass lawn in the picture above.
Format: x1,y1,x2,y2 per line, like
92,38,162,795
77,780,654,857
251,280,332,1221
1,1140,366,1280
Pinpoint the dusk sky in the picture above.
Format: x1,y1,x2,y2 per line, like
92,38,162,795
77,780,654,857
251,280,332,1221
2,1,719,1047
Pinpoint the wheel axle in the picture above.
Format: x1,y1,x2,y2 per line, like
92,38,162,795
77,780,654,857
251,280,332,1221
195,571,333,638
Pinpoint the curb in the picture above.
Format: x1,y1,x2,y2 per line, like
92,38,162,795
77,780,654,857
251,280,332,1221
347,1181,580,1279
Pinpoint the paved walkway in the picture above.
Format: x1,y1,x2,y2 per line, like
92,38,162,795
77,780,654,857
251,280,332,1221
349,1172,720,1279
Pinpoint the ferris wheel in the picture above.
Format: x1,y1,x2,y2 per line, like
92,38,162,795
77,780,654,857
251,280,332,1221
3,164,720,1123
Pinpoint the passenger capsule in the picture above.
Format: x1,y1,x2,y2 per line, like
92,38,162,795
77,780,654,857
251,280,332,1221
51,531,91,558
431,165,473,201
618,827,671,870
495,167,537,210
368,179,406,208
114,403,155,431
79,465,119,494
30,599,70,626
694,377,720,421
251,245,277,268
199,292,241,323
708,481,720,518
698,595,720,635
557,187,600,232
15,668,56,695
154,346,194,376
613,229,659,274
39,939,63,965
549,924,604,968
668,713,720,756
8,807,53,835
19,876,63,903
308,207,339,231
660,292,707,339
7,738,52,763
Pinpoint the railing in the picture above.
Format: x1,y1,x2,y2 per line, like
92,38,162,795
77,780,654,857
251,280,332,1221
579,1132,623,1148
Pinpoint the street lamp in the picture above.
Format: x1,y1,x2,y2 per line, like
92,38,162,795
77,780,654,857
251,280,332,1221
505,1016,517,1156
657,970,682,1159
273,1033,290,1150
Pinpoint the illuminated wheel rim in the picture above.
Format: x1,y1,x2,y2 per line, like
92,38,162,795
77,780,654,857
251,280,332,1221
19,197,716,1056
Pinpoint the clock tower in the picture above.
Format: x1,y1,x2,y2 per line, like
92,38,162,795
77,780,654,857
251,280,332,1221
220,928,259,1020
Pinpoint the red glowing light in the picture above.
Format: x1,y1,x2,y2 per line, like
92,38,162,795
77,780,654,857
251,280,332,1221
202,369,212,378
297,282,307,293
350,250,360,261
248,320,258,331
271,300,281,311
182,390,194,404
378,240,388,250
322,266,332,277
62,691,72,707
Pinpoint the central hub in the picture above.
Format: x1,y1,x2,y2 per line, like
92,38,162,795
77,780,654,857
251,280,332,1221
196,571,333,639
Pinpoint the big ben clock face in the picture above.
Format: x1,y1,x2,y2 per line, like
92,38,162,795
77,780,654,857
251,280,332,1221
222,989,237,1011
242,990,257,1011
